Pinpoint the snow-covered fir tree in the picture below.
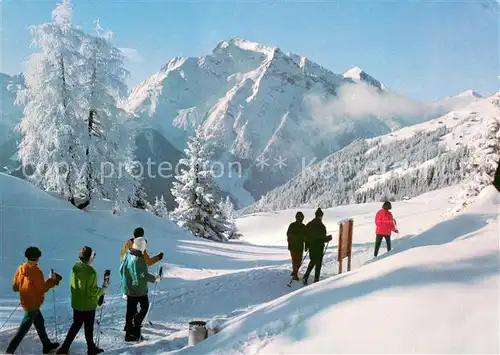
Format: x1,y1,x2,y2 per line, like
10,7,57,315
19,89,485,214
151,195,169,218
17,0,87,205
219,196,241,239
17,1,140,209
170,126,232,242
455,94,500,210
79,20,140,205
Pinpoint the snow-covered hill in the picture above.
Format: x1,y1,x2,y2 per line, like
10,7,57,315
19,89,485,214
184,186,500,354
125,38,472,208
1,170,498,354
244,94,498,214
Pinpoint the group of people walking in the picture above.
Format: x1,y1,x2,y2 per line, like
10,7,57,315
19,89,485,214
287,208,333,284
286,202,398,283
5,227,164,354
4,202,398,354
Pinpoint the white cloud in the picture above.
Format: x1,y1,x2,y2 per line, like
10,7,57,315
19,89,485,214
119,47,143,63
302,82,446,134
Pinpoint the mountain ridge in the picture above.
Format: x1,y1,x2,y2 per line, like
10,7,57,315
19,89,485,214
125,37,478,207
0,38,487,208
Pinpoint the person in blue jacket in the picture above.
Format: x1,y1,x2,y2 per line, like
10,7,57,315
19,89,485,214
120,237,160,341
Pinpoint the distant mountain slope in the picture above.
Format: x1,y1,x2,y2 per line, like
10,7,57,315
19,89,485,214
0,39,485,208
126,38,473,207
243,95,497,214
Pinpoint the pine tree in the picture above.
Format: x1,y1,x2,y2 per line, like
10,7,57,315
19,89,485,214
17,0,87,205
219,196,242,240
170,126,230,242
79,20,140,205
151,195,168,218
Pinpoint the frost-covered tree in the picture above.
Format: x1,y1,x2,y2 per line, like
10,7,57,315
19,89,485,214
79,20,140,205
170,126,231,242
151,195,168,218
17,0,87,205
457,94,500,206
218,196,241,239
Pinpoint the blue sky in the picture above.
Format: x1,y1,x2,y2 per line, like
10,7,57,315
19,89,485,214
1,0,498,100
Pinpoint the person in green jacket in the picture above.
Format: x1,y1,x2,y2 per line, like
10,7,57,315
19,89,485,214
56,247,107,355
120,237,160,342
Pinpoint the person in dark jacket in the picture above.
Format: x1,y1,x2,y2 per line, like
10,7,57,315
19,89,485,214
374,201,398,257
56,247,106,355
494,160,500,192
303,208,332,285
287,211,307,280
6,247,62,355
120,237,159,342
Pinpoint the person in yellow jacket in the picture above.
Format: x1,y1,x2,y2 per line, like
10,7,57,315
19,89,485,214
120,227,163,267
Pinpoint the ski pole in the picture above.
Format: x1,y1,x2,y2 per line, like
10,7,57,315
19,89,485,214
287,250,309,287
51,269,58,342
95,270,111,347
321,241,330,267
145,266,163,326
0,303,20,331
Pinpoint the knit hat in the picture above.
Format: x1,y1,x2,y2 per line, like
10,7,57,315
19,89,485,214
315,208,324,218
132,237,147,253
79,246,93,262
25,246,41,261
382,201,392,210
133,227,145,238
295,211,304,220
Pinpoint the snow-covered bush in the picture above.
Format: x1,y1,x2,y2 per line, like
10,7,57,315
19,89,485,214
151,195,168,218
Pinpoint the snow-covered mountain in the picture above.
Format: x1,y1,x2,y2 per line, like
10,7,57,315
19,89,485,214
125,37,469,208
0,39,487,208
343,66,386,91
244,94,499,214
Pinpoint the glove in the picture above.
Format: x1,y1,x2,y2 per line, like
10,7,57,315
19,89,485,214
395,230,399,234
157,252,164,261
97,294,104,306
50,272,63,285
326,235,332,242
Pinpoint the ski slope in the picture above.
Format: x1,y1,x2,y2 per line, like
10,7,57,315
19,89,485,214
0,173,498,354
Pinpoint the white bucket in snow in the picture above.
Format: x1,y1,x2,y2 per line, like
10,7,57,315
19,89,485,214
188,320,208,346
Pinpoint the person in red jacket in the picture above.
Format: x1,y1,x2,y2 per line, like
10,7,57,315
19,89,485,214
374,201,398,257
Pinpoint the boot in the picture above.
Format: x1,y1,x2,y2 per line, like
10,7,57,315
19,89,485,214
125,332,139,342
43,342,60,354
88,347,104,355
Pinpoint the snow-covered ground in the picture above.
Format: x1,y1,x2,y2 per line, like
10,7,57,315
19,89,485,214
1,173,498,354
